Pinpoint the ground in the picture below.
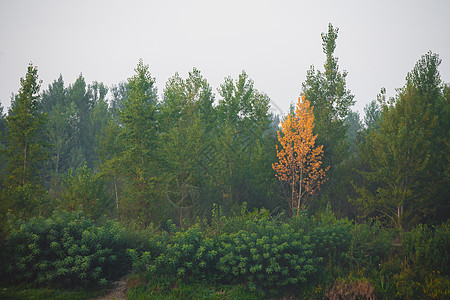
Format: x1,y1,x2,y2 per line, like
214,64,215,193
93,276,128,300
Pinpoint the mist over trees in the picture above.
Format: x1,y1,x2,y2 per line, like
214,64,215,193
0,25,448,230
0,23,449,299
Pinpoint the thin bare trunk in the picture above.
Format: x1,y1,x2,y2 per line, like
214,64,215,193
23,141,27,185
229,161,233,204
297,167,303,216
56,150,60,175
114,176,119,210
291,163,295,213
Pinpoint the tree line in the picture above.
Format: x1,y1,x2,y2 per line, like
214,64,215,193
0,23,448,233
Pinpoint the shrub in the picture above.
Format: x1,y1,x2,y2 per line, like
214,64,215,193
4,209,130,288
59,165,114,220
402,220,450,275
129,207,320,294
349,220,395,270
308,205,352,271
214,217,317,291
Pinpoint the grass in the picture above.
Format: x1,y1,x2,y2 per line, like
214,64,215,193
126,274,262,300
0,283,103,300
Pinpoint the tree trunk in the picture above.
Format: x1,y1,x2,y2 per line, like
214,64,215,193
297,167,303,216
291,164,295,214
397,205,403,232
23,141,28,185
114,175,119,210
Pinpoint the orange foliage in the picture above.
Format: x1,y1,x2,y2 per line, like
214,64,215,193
272,95,329,214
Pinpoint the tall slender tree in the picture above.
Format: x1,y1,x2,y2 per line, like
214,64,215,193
159,68,215,226
2,64,47,217
117,59,159,225
301,23,355,211
215,71,272,210
0,105,7,177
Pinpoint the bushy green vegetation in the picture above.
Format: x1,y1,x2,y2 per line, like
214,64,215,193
128,206,318,295
124,206,449,298
2,209,130,288
1,205,449,298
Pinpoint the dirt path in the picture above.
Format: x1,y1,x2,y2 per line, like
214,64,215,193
93,276,128,300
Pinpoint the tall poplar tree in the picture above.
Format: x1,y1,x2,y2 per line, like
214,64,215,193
0,105,7,177
159,68,215,226
215,71,272,210
117,59,159,225
2,64,47,217
301,23,355,211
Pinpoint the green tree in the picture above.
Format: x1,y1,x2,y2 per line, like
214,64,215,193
109,81,128,118
45,102,73,190
159,68,215,226
41,76,72,193
59,164,113,220
353,52,449,230
301,23,355,212
215,71,274,210
363,99,382,131
88,85,110,168
344,110,362,155
98,116,124,214
41,74,66,114
2,64,47,217
0,104,7,177
66,75,93,168
413,52,449,224
116,59,159,226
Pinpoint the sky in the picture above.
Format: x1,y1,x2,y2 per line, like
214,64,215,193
1,0,449,117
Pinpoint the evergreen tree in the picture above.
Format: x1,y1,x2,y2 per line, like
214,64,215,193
41,76,71,192
363,99,382,131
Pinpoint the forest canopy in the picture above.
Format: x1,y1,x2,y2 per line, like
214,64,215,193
0,25,448,231
0,24,448,299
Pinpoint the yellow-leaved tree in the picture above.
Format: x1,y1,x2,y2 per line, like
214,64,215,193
272,95,329,215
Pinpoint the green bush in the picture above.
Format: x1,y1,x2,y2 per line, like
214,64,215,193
214,218,317,290
129,207,320,294
349,220,395,270
385,221,450,299
308,205,352,269
128,224,207,278
402,220,450,275
59,165,114,220
3,209,130,288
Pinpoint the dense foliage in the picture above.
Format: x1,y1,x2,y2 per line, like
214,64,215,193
2,210,130,288
0,23,448,298
1,205,449,298
129,206,318,294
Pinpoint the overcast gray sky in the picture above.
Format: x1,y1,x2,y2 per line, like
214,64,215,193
1,0,449,116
